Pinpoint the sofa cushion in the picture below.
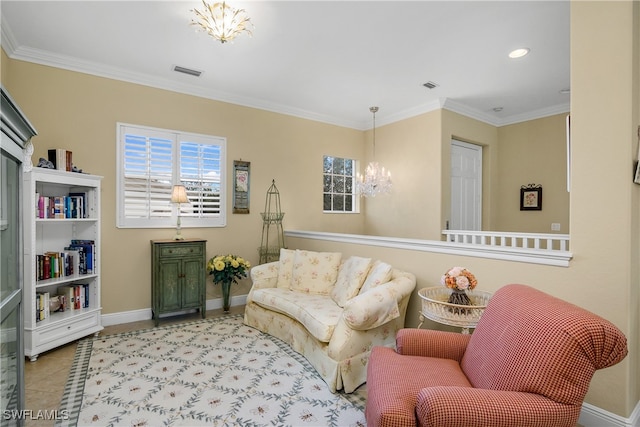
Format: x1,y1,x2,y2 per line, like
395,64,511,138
290,250,342,295
359,260,393,294
330,256,372,307
276,248,296,289
251,288,343,342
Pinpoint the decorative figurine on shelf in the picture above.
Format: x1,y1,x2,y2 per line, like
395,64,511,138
37,157,55,169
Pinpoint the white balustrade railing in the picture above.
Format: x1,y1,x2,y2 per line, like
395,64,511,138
442,230,570,252
284,230,573,267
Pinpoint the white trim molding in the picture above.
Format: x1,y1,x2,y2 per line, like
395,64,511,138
285,230,573,267
579,401,640,427
100,295,248,327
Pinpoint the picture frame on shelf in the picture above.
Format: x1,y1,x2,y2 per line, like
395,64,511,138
520,184,542,211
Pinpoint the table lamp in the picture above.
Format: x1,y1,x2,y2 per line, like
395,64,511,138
171,184,190,240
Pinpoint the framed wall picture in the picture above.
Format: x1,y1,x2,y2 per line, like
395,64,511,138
520,184,542,211
233,160,250,214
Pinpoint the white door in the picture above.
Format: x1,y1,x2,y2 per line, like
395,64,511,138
450,140,482,230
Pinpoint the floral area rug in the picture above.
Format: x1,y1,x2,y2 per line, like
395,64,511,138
56,314,366,427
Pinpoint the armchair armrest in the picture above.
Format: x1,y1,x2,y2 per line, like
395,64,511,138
416,387,579,427
249,261,279,290
342,273,415,331
396,328,471,362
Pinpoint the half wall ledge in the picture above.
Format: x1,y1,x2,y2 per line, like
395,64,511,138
284,230,573,267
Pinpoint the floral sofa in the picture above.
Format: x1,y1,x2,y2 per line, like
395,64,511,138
243,248,416,393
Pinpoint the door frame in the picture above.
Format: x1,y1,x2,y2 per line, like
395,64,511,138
450,139,482,230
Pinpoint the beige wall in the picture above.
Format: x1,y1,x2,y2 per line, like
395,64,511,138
2,0,638,418
569,0,638,416
497,114,570,233
362,110,443,239
1,56,365,310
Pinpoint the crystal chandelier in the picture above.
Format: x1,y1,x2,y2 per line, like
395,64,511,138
191,1,253,44
357,107,392,197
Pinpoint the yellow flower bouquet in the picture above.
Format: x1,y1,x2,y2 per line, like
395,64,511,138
206,254,251,312
206,254,251,285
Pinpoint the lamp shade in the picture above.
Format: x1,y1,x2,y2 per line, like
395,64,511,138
170,185,190,204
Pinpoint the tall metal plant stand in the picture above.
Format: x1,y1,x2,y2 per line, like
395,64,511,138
259,180,285,264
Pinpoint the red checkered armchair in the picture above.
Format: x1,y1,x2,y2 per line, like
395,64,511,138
365,284,628,427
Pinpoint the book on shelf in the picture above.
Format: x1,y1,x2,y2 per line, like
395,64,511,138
47,148,72,171
68,239,95,274
35,238,96,281
36,193,85,219
68,192,86,218
35,292,50,321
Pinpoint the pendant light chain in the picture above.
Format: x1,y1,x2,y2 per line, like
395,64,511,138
355,106,391,197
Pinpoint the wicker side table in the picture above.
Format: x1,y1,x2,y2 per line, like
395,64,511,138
418,287,492,334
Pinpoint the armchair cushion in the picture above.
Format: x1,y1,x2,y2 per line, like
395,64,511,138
365,346,472,427
461,284,629,406
416,387,578,427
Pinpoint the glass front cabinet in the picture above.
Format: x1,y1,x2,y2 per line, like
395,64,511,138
1,86,37,426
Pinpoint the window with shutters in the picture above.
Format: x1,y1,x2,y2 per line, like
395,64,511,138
323,155,359,213
116,123,226,228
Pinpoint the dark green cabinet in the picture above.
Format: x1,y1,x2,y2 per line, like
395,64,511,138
151,239,207,326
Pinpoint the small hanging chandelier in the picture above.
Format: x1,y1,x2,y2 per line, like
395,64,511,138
191,1,253,44
357,107,392,197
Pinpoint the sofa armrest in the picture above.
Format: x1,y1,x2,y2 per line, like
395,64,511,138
396,328,471,362
416,387,578,427
249,261,279,290
342,272,416,331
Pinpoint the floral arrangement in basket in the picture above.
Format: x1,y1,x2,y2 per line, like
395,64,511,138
441,266,478,310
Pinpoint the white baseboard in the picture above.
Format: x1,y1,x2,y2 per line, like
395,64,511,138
100,295,248,327
579,400,640,426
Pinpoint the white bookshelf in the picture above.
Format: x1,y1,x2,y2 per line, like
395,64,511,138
23,168,103,361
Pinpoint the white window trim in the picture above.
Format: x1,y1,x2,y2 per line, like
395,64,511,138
323,155,360,214
116,122,227,228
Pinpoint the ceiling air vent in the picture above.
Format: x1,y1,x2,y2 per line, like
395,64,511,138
173,65,202,77
423,81,439,89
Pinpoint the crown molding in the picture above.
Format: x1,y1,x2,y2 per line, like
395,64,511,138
496,103,571,126
1,33,568,131
2,43,363,130
0,15,19,56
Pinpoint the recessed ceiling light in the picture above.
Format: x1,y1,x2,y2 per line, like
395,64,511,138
508,48,530,59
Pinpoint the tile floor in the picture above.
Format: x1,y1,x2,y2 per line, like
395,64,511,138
24,306,245,427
